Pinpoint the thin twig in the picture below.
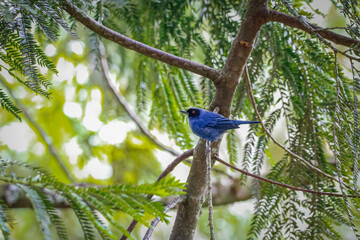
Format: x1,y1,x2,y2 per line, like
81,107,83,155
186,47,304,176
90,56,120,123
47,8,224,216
215,156,360,198
143,196,185,240
98,40,180,156
244,65,349,187
120,149,193,240
276,79,291,144
206,141,215,240
313,26,349,31
0,77,76,183
156,149,194,181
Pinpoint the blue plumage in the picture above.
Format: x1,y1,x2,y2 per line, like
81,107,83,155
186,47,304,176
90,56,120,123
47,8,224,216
181,108,260,141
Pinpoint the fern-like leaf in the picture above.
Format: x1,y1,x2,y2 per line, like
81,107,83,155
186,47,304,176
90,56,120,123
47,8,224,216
0,88,22,120
0,199,13,240
17,185,53,240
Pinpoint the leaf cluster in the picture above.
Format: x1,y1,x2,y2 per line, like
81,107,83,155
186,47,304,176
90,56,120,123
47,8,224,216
0,159,185,239
244,7,360,239
0,0,76,120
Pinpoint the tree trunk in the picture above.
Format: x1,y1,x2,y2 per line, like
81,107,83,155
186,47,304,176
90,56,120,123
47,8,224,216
169,0,269,239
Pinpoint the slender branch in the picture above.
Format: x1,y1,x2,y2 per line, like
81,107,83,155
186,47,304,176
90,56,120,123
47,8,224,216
0,169,251,209
206,141,215,240
61,0,219,82
244,65,349,187
143,196,185,240
279,0,360,61
3,147,360,213
268,10,359,48
120,149,193,240
215,156,360,198
0,78,75,183
98,40,180,156
314,27,349,31
156,149,194,181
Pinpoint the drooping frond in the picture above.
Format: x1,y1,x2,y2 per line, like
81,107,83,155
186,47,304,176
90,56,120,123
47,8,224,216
0,0,75,119
332,57,360,238
0,159,186,239
0,87,22,120
0,199,13,240
17,185,54,240
226,129,239,166
244,3,359,235
38,191,69,240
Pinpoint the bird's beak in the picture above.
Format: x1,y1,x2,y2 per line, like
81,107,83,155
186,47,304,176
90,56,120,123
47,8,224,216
180,110,188,115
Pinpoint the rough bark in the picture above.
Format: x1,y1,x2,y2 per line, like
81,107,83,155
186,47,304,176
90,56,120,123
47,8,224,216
169,1,269,239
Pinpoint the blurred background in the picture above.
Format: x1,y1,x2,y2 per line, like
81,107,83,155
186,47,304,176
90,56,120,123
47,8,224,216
0,0,354,239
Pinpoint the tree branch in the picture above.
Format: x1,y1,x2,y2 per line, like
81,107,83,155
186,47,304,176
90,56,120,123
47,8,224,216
1,184,70,208
120,149,193,240
155,149,194,181
243,66,349,187
143,196,185,240
277,1,360,61
98,40,180,157
3,149,359,214
215,156,360,198
170,1,269,239
268,9,359,48
61,0,220,82
0,171,251,209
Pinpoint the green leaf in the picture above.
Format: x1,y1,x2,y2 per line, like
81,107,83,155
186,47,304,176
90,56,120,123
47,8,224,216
226,129,238,166
0,199,13,240
17,185,53,240
0,88,22,120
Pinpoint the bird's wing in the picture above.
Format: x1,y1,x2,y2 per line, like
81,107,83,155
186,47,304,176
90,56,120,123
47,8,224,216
204,115,239,129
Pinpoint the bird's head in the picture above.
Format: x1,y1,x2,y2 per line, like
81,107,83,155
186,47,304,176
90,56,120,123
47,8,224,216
180,108,201,118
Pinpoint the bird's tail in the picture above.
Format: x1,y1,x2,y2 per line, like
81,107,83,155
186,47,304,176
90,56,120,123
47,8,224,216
234,120,260,125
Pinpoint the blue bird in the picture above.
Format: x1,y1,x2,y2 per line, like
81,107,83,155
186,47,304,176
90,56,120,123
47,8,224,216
181,108,260,142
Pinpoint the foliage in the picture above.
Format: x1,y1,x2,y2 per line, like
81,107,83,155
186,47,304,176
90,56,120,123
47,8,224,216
0,159,185,239
0,0,360,239
243,1,360,238
0,0,78,118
